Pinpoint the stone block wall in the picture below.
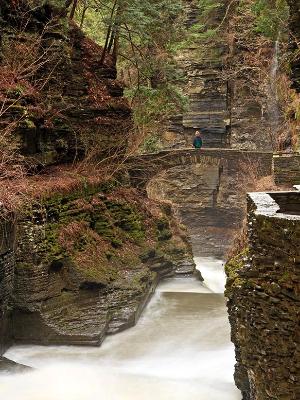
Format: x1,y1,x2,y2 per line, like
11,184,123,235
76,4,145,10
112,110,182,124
226,191,300,400
0,218,15,356
273,154,300,187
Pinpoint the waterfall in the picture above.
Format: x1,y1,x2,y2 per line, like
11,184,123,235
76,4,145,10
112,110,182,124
271,40,280,84
268,39,280,138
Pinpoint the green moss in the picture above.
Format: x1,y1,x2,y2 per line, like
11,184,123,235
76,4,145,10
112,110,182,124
20,119,36,129
156,218,172,241
110,237,123,248
158,229,172,241
278,270,291,284
15,262,34,270
73,257,118,285
225,248,249,296
42,223,66,262
104,200,146,244
139,248,157,262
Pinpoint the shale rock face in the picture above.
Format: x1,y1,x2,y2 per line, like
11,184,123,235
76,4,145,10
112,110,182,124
10,185,195,346
0,1,196,351
274,154,300,187
287,0,300,91
0,0,131,165
166,1,230,149
226,191,300,400
0,218,14,355
165,1,277,151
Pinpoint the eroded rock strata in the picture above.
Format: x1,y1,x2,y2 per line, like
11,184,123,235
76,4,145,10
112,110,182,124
226,192,300,400
0,0,131,165
1,184,194,347
0,1,196,353
166,0,230,149
0,219,14,355
287,0,300,91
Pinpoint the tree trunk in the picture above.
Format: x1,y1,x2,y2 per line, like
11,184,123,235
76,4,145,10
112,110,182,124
80,2,88,28
69,0,78,20
100,0,119,65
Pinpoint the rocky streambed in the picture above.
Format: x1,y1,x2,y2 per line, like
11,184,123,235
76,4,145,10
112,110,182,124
0,257,239,400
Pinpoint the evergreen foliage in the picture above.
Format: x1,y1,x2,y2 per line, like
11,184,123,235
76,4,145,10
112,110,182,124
251,0,289,39
73,0,187,151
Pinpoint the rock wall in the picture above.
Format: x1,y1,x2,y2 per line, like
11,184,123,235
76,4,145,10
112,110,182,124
0,0,131,166
274,154,300,187
165,1,276,152
10,184,195,346
165,1,230,149
226,2,276,151
287,0,300,91
226,191,300,400
0,217,15,356
0,1,196,351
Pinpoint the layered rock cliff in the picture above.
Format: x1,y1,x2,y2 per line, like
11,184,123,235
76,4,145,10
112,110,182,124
287,0,300,91
0,1,195,353
11,183,194,345
225,4,300,398
165,1,230,149
0,218,14,355
164,0,282,151
0,0,131,166
0,175,195,350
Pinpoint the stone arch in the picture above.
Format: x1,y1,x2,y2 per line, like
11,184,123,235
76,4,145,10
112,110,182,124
128,148,273,257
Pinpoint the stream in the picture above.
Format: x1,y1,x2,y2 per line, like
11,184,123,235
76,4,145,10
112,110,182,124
0,257,240,400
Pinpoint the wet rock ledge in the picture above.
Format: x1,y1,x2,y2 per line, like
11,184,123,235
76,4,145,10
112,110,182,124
226,191,300,400
0,183,195,350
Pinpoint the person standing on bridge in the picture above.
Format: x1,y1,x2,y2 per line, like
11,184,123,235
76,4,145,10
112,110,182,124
193,130,203,149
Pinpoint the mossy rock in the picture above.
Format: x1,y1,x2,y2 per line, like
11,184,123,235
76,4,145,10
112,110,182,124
158,229,172,241
225,248,249,297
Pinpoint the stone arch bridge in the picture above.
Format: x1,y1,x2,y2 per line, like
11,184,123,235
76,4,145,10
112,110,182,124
128,148,273,188
128,148,273,257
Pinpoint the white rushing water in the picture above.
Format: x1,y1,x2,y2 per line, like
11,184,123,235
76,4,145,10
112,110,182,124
0,257,240,400
268,39,280,132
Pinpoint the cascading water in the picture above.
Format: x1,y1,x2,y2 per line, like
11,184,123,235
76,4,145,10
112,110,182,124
0,257,240,400
268,39,281,137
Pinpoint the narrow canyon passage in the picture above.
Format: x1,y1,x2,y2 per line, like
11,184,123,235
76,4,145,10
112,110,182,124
0,258,240,400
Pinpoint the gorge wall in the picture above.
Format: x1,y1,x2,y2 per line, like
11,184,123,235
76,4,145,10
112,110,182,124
11,185,194,346
0,1,196,353
0,0,131,166
164,0,278,152
0,218,14,355
287,0,300,91
166,1,230,148
274,154,300,186
225,3,300,398
226,191,300,400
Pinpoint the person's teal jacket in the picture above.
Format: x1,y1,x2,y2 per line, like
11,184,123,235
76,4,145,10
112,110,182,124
193,137,203,148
